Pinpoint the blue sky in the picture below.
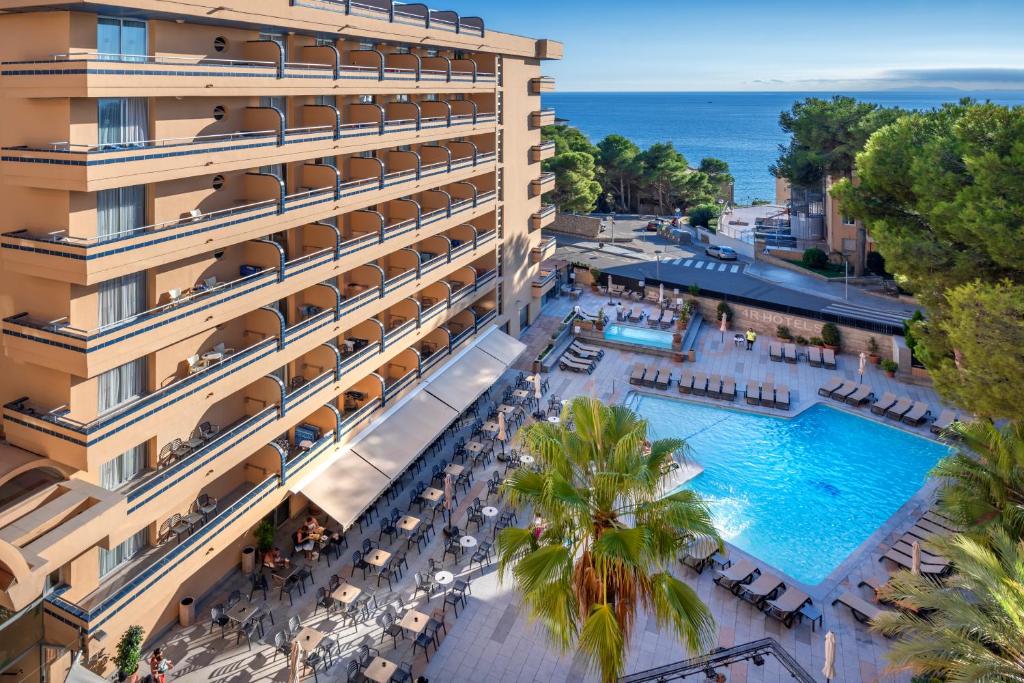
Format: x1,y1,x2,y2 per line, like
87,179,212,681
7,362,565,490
439,0,1024,91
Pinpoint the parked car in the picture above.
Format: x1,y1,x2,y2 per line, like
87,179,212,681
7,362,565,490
705,245,738,260
645,219,666,231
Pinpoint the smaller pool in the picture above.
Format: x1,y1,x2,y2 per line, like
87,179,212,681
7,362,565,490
604,324,673,350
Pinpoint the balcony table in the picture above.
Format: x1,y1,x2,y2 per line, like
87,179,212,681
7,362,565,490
420,487,443,503
185,437,205,450
296,626,324,653
443,464,464,477
365,549,392,568
331,583,362,605
363,657,398,683
399,609,430,635
184,511,205,531
201,351,224,364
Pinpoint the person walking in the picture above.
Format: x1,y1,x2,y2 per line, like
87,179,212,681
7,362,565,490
745,328,757,351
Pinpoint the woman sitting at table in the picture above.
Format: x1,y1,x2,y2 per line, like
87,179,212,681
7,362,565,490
304,516,324,538
264,546,289,570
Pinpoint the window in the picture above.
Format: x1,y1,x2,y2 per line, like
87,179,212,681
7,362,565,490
98,358,146,414
394,45,410,54
841,214,856,226
359,95,374,104
359,40,375,51
100,443,147,490
394,94,409,103
99,529,147,578
425,47,439,58
99,273,146,327
97,98,149,147
213,105,226,120
97,17,147,62
423,93,438,102
96,185,145,239
315,35,335,47
314,95,334,107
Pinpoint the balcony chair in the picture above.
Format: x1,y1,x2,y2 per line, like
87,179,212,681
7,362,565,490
197,421,221,440
186,354,202,375
212,341,235,357
168,513,191,543
167,288,182,304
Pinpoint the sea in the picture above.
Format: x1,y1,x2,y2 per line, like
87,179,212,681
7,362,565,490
542,91,1024,205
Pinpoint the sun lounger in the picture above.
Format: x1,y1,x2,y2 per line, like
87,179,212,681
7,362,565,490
721,377,737,401
764,588,812,627
629,363,645,386
822,348,837,369
659,310,674,329
745,380,760,405
768,343,783,362
692,372,708,396
774,385,791,410
832,591,889,625
818,377,843,397
783,343,797,364
572,340,604,357
881,547,948,575
901,401,931,426
808,346,823,367
712,559,758,592
830,381,857,401
559,356,594,374
640,364,658,388
653,367,671,390
922,511,961,532
759,382,775,408
569,344,602,361
845,384,873,407
736,572,785,606
891,538,948,565
913,518,952,538
680,536,719,574
885,397,913,420
706,375,722,399
870,392,897,415
678,369,695,394
627,309,642,324
930,409,958,435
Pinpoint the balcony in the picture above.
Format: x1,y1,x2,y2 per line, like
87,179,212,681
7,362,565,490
1,113,499,192
530,109,556,128
1,243,500,469
531,172,556,197
303,1,487,38
530,76,556,94
532,268,559,297
531,141,556,163
0,154,498,285
0,51,497,98
532,235,558,263
530,204,557,230
536,39,565,60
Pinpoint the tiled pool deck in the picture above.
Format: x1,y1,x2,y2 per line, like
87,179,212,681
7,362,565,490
158,291,952,683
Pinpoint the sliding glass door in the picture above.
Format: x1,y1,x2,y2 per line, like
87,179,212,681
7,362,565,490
98,359,146,414
97,17,147,62
99,273,146,327
99,444,147,490
99,529,147,577
96,185,146,240
98,98,149,147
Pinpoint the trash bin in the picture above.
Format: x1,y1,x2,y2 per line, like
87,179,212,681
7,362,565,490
241,545,256,574
178,597,195,627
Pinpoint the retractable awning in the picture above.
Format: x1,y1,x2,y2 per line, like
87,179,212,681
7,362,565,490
476,327,528,366
423,347,506,413
296,454,390,529
349,392,458,478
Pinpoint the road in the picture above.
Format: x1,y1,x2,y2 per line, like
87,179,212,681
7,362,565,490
551,225,918,331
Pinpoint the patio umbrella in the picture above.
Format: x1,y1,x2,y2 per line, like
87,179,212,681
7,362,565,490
607,275,614,304
533,373,542,401
287,640,301,683
911,540,922,575
444,473,454,529
822,630,836,682
497,411,507,454
858,351,868,380
719,312,728,342
658,283,665,308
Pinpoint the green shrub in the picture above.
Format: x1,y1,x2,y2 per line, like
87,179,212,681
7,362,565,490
802,248,829,270
687,203,721,228
809,336,824,346
716,301,733,322
776,325,792,340
867,336,880,355
865,251,887,276
254,520,276,553
688,283,700,297
795,335,809,345
881,359,898,373
114,625,145,677
820,322,841,348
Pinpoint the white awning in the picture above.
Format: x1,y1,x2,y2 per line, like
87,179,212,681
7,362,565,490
475,327,527,366
424,347,506,413
349,392,458,478
297,454,390,529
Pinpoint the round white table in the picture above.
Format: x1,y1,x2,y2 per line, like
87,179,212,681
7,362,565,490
299,439,313,450
520,455,535,465
434,571,454,587
460,535,478,549
547,416,560,424
481,506,499,518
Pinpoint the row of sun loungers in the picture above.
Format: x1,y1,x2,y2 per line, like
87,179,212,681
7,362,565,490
769,343,836,369
647,309,676,329
744,380,790,410
819,378,945,429
711,559,813,628
558,341,606,375
869,392,931,425
629,364,672,390
677,370,738,401
817,378,874,407
617,307,677,329
878,508,957,576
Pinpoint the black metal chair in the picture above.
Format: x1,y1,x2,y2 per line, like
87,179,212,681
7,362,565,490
313,586,335,616
249,571,269,601
380,611,406,648
378,518,398,544
273,630,292,660
235,620,260,650
352,551,371,580
412,620,440,661
390,661,413,683
470,541,493,573
346,660,368,683
357,644,379,667
209,605,230,637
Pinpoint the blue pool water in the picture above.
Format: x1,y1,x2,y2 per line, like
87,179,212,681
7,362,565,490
627,393,951,584
604,324,673,350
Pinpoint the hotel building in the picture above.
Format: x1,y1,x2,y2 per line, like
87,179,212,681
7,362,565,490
0,1,560,678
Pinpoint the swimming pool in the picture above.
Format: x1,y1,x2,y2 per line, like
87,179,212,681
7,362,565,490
603,323,673,350
627,393,951,584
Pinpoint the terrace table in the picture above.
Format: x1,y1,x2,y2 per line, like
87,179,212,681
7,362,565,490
396,516,421,533
481,421,499,434
434,571,454,587
481,506,499,519
296,627,324,653
363,657,398,683
226,603,260,626
512,389,530,402
444,463,464,477
497,404,516,416
420,487,443,502
460,535,478,549
365,549,392,568
520,455,535,466
399,609,430,635
465,441,485,455
331,583,361,605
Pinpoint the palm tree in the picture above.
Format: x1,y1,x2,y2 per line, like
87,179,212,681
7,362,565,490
932,420,1024,540
496,397,720,683
872,528,1024,682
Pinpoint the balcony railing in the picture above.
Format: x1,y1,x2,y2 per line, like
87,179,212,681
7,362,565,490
383,368,418,401
293,0,487,39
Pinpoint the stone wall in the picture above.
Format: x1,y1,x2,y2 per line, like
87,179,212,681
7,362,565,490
549,213,602,238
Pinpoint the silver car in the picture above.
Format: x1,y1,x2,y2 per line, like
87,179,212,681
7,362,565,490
705,245,738,261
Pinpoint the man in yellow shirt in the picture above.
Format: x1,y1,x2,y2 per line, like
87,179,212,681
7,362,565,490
745,328,757,351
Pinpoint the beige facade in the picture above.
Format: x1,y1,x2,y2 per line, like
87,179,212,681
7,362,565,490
0,2,559,677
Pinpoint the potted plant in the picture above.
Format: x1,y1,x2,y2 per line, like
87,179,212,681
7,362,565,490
881,359,898,377
595,308,607,331
794,335,809,345
716,301,733,323
776,325,792,341
254,519,276,564
867,336,881,364
589,268,602,292
114,625,145,682
688,283,700,297
820,322,841,351
809,336,824,347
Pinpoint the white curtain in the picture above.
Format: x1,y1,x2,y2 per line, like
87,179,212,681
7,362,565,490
99,528,147,578
96,185,145,239
98,98,149,146
99,273,146,327
100,443,147,490
98,358,146,414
